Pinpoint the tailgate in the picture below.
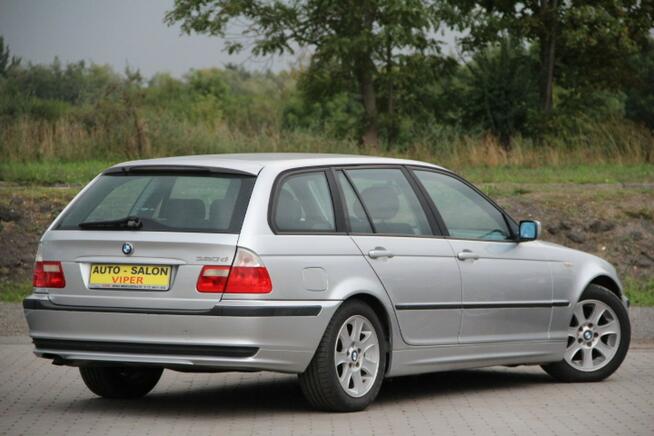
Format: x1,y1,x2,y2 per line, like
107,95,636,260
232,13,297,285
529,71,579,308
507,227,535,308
37,230,237,310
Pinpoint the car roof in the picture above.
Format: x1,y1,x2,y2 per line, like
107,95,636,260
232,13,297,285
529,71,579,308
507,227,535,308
109,153,448,176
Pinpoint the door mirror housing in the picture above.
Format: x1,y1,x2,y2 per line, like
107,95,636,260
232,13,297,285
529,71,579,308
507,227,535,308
518,220,540,241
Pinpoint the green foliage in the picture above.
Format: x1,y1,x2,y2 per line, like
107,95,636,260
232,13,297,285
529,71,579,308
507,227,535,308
283,49,461,146
455,38,537,148
282,59,363,139
0,160,112,185
0,36,21,78
626,40,654,131
624,277,654,307
0,280,32,303
445,0,654,115
1,24,653,162
460,164,654,185
165,0,448,147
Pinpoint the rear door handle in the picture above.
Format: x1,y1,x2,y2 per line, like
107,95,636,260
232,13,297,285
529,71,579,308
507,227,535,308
368,247,394,259
457,250,480,261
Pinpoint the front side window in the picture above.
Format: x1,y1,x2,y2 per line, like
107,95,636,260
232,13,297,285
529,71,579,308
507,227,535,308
345,169,431,236
414,170,512,241
58,172,254,233
273,171,336,232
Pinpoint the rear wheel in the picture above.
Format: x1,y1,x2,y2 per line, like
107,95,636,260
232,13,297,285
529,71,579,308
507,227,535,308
542,284,630,382
299,300,387,412
79,366,163,399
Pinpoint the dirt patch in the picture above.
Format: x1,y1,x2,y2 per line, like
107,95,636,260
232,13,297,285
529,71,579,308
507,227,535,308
493,184,654,282
0,185,76,286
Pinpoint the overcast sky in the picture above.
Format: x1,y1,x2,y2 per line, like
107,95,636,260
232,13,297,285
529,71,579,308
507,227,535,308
0,0,458,78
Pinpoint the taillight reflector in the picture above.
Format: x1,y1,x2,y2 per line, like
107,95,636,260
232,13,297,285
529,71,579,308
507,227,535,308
33,261,66,288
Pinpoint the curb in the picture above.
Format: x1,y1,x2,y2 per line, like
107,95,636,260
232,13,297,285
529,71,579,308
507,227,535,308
629,306,654,342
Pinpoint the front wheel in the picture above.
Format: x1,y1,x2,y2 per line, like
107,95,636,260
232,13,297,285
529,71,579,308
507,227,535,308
299,300,387,412
542,284,630,382
79,366,163,399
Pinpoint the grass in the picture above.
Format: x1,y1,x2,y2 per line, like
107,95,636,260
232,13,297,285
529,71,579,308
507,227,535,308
625,278,654,307
2,159,653,186
0,281,32,303
458,163,654,184
0,160,112,185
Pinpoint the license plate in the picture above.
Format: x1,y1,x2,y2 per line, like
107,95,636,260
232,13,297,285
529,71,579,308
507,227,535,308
89,264,172,290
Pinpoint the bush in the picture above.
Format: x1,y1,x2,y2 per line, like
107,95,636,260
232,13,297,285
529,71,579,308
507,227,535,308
0,52,652,165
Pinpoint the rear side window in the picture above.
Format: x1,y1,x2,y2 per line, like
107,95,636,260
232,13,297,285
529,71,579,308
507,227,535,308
58,172,255,233
345,169,431,236
273,171,336,232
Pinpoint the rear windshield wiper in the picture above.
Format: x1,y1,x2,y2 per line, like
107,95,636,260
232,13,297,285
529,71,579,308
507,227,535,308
78,216,143,230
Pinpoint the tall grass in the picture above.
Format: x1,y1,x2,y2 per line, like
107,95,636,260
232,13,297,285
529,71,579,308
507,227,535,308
1,113,652,168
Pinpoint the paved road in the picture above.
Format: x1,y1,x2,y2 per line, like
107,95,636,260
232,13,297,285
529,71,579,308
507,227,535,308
0,342,653,436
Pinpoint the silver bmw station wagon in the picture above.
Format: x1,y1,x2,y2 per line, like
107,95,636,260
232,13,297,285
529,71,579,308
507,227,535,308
23,154,630,411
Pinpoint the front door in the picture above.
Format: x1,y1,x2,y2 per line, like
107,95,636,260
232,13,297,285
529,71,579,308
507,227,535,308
411,169,553,344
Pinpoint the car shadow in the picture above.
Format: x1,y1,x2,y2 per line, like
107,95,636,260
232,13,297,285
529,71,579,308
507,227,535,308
57,367,552,416
377,368,552,405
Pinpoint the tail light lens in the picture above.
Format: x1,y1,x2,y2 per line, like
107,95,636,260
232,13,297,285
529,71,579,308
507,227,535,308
196,265,230,293
225,248,272,294
33,261,66,288
196,248,272,294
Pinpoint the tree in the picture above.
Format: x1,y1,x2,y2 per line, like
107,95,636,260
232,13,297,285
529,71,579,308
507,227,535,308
457,38,537,149
0,36,21,78
626,38,654,133
165,0,444,149
445,1,654,114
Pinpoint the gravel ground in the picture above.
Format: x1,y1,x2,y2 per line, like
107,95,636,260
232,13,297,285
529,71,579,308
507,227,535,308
630,306,654,340
0,303,27,336
0,343,653,435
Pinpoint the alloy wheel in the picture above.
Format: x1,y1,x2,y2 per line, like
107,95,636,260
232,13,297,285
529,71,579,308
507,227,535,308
564,299,621,372
333,314,380,398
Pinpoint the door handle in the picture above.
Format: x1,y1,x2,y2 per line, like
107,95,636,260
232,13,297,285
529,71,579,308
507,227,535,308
368,247,394,259
457,250,480,261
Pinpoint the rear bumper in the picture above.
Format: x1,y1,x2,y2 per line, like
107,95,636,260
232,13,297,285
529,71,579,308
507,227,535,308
23,295,340,373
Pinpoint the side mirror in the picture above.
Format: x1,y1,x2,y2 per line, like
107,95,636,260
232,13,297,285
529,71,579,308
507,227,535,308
519,220,540,241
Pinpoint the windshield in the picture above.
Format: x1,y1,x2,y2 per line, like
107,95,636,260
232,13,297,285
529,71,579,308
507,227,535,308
57,171,255,233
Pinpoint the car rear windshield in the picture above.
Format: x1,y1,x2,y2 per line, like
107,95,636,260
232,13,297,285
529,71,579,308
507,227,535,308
57,171,256,233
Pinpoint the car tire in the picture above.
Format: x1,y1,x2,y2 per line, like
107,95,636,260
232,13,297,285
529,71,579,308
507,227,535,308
79,366,163,399
299,300,387,412
542,284,630,382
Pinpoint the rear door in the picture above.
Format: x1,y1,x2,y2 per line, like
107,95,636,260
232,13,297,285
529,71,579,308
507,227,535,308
411,168,553,344
338,167,462,346
39,168,255,310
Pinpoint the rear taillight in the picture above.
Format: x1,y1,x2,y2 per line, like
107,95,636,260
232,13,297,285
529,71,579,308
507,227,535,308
226,248,272,294
33,261,66,288
196,265,230,293
196,248,272,294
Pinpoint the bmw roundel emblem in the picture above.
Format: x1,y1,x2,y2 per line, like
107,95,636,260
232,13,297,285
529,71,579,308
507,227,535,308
121,242,134,256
